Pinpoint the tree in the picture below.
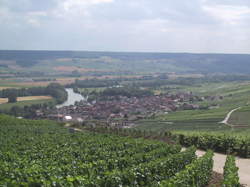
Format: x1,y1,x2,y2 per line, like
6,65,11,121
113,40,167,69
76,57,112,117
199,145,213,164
71,70,81,77
8,92,17,103
9,106,21,116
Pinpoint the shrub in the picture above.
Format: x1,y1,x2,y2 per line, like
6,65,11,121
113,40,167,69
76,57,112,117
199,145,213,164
222,155,240,187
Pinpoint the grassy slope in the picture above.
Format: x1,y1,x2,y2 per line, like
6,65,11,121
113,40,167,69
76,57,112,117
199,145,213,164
135,81,250,133
228,105,250,126
0,99,55,111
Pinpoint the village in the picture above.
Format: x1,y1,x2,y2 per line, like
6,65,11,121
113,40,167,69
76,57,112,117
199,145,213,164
37,91,223,128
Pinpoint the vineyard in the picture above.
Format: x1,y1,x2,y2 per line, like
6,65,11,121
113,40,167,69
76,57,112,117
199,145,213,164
0,115,240,186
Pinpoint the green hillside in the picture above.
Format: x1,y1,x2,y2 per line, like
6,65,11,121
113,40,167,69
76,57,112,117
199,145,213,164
0,115,216,186
1,50,250,75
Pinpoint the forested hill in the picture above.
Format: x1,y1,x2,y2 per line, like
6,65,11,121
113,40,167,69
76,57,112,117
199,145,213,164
0,50,250,74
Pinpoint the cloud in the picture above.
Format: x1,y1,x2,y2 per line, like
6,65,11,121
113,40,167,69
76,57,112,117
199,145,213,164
53,0,114,19
27,11,48,17
62,0,113,10
0,0,249,53
203,4,250,25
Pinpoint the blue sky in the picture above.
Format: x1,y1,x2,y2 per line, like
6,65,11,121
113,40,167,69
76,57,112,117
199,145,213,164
0,0,250,53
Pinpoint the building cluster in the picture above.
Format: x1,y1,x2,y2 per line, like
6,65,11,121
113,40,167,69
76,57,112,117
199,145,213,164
39,92,216,128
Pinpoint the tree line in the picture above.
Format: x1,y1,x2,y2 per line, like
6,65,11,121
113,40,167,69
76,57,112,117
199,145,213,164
0,83,67,104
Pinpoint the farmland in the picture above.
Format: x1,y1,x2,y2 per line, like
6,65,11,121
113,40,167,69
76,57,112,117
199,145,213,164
1,51,250,76
0,51,250,186
136,81,250,132
0,83,67,117
0,99,55,111
0,115,240,186
0,96,52,104
228,105,250,126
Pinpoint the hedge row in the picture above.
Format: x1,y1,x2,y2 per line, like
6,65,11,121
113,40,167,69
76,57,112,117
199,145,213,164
85,127,250,158
176,133,250,158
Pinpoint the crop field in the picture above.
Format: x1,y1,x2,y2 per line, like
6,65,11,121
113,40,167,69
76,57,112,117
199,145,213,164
228,105,250,126
0,86,14,90
0,80,36,88
135,103,232,132
0,75,141,88
0,99,55,111
0,96,52,104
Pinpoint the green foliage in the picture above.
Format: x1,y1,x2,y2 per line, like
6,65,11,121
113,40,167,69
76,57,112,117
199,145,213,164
175,132,250,158
0,115,199,186
0,99,55,111
46,83,67,104
7,92,17,103
97,147,196,187
73,78,119,88
222,155,240,187
160,150,214,187
16,60,39,67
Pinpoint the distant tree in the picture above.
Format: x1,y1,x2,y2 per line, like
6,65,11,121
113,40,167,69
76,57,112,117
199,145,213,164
9,106,21,116
72,70,81,77
8,92,17,103
16,60,38,67
46,83,67,104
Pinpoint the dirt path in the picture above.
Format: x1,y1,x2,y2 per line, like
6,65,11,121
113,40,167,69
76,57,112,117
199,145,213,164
220,107,241,126
64,124,83,132
196,150,250,186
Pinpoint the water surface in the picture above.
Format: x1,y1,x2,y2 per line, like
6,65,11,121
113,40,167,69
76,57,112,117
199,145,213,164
57,88,85,108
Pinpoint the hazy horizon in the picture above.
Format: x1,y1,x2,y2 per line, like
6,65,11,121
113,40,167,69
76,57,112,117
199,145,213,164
1,49,250,55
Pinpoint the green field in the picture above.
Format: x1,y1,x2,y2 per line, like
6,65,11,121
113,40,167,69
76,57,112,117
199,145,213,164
0,80,38,89
229,105,250,126
0,99,55,111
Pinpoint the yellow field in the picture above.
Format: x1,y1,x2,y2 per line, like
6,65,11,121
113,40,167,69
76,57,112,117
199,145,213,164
0,87,13,90
0,96,52,104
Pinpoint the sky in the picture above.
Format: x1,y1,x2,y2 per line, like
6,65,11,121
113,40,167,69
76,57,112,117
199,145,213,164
0,0,250,53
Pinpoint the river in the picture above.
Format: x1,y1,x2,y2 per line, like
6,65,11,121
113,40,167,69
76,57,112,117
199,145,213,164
56,88,85,108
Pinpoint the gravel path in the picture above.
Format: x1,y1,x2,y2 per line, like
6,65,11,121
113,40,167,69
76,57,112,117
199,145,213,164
196,150,250,186
217,107,250,186
220,107,241,126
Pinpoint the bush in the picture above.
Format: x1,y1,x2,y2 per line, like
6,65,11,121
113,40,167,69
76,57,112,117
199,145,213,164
8,93,17,103
222,155,240,187
175,132,250,158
